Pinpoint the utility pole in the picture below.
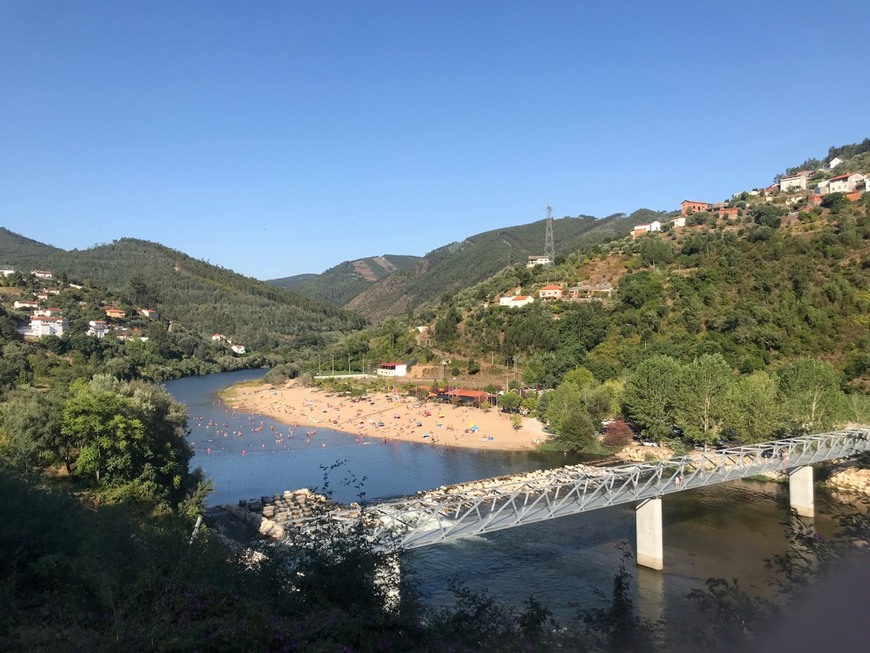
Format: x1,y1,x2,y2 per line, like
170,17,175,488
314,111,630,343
544,204,555,265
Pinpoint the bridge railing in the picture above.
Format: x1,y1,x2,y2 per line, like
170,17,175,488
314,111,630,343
363,429,869,549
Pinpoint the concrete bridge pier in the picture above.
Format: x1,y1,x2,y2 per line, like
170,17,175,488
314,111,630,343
788,465,814,518
636,497,663,570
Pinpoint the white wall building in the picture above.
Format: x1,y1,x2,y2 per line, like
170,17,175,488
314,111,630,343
779,172,809,192
87,320,108,338
498,295,534,308
376,362,407,377
526,255,552,268
29,316,67,337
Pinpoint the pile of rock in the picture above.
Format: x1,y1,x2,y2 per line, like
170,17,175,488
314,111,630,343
228,489,339,540
826,463,870,495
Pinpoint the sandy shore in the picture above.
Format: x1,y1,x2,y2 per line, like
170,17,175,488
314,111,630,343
222,380,552,451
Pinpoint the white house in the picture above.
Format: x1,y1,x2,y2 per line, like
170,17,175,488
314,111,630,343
211,333,225,341
29,316,67,337
827,172,865,194
779,171,809,192
671,217,687,228
376,362,407,377
230,344,247,355
498,295,534,308
13,300,39,310
0,267,15,277
31,270,53,279
87,320,109,338
526,255,552,268
632,221,662,237
828,157,843,169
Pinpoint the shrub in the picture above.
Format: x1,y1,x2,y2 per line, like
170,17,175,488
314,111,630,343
601,420,634,451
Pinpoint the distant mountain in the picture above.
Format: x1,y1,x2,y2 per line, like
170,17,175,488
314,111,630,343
272,209,663,320
268,254,421,306
0,233,365,347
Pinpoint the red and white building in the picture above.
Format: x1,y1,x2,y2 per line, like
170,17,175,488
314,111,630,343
538,285,564,300
498,295,534,308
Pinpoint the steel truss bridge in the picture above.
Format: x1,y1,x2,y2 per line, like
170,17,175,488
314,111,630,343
364,429,870,550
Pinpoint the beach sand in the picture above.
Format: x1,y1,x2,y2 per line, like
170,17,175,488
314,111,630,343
222,380,552,451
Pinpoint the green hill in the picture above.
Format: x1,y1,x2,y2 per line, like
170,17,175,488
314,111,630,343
342,210,664,320
0,227,63,266
268,254,421,306
0,235,365,348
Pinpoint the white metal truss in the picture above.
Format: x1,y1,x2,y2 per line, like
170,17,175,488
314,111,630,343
361,429,869,550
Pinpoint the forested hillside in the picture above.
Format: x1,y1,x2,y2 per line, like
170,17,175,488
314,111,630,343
268,254,421,306
444,197,869,390
0,235,365,348
342,210,664,320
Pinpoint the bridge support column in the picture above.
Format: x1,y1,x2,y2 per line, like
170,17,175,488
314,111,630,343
636,497,663,570
788,465,814,518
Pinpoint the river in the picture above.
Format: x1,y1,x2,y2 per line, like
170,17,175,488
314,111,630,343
166,370,844,631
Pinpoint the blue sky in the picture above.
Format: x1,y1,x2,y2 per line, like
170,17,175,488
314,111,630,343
1,1,868,280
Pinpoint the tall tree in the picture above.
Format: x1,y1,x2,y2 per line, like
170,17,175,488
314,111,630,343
776,358,845,434
722,371,781,443
622,355,681,440
674,354,732,445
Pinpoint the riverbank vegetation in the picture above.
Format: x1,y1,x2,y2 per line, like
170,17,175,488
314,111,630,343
2,458,868,651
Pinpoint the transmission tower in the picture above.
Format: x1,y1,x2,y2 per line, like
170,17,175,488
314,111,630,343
544,204,555,265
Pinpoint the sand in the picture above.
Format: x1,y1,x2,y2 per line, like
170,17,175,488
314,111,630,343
222,380,553,451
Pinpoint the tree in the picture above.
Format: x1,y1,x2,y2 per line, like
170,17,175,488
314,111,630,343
559,411,597,451
638,237,676,267
544,382,581,433
61,375,192,506
622,355,681,441
498,391,522,413
722,371,781,443
776,358,845,433
433,306,461,345
617,272,664,310
601,420,634,451
674,354,732,445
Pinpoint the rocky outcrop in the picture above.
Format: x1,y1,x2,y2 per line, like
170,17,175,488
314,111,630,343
825,463,870,495
617,444,676,462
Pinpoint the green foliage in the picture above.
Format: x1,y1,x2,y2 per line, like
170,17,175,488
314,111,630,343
0,235,365,350
498,390,522,412
558,410,597,451
722,371,781,443
776,358,846,433
673,354,732,444
622,355,681,440
60,375,193,508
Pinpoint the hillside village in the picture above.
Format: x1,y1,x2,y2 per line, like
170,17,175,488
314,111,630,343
0,268,248,355
487,155,867,311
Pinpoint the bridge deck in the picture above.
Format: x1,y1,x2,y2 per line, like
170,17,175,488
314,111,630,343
362,429,869,549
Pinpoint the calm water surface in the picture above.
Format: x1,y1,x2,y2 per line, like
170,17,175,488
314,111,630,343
166,370,843,628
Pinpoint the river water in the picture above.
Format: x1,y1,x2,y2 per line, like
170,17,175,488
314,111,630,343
165,370,843,631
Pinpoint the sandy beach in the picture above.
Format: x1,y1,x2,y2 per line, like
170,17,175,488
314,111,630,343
222,380,552,451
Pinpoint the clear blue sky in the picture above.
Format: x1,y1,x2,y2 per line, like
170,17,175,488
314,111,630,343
2,1,868,280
